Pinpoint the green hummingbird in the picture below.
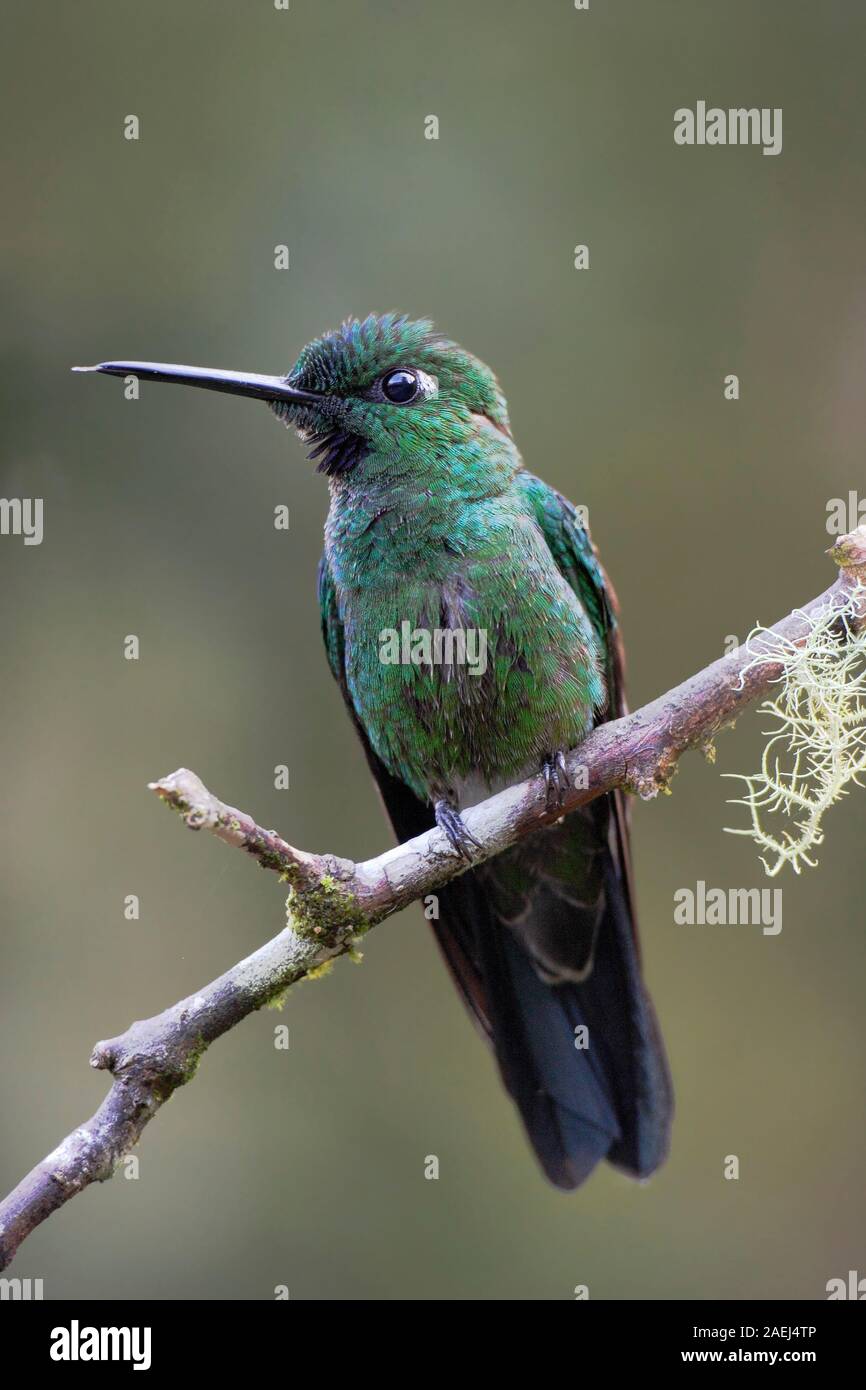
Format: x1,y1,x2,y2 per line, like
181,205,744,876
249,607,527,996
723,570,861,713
75,314,673,1188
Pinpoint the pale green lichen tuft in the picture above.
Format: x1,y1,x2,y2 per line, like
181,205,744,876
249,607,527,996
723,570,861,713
304,958,336,982
285,874,369,943
724,585,866,875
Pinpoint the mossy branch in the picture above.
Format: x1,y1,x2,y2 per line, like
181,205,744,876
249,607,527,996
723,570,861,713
724,583,866,874
1,526,864,1270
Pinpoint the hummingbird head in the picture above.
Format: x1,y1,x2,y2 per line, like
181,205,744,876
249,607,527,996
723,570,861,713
276,313,512,476
73,314,513,481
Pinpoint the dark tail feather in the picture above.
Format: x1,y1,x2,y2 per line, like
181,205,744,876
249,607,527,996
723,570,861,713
434,853,672,1190
345,728,672,1188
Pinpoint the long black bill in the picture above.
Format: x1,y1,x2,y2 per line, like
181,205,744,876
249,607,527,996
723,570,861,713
71,361,322,407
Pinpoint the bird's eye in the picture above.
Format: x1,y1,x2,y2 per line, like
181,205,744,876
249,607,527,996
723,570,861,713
381,369,420,404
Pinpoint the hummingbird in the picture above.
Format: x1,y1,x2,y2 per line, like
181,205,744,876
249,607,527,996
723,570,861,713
75,314,673,1189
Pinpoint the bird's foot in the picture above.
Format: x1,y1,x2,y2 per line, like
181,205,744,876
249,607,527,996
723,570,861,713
542,750,571,813
434,799,482,863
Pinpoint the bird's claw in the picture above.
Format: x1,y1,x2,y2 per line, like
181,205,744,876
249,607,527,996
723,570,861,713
542,750,571,813
434,800,482,863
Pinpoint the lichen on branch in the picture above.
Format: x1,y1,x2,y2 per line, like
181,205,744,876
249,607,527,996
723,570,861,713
725,582,866,875
1,524,865,1272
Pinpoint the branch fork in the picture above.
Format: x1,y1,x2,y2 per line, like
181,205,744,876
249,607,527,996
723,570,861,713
1,525,864,1269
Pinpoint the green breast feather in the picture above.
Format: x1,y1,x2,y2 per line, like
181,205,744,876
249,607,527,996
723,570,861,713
319,471,615,804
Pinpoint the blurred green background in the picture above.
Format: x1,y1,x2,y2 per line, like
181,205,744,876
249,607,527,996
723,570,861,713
2,0,865,1300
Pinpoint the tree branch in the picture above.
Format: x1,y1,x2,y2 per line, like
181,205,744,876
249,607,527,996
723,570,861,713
2,527,864,1270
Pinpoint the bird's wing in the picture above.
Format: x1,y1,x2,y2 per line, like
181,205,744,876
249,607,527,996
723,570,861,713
511,470,672,1176
517,471,636,917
